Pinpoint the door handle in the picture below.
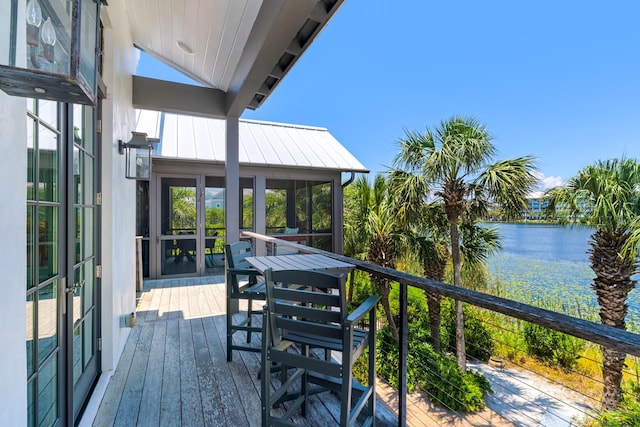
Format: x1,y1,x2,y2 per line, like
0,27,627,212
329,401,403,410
65,279,85,294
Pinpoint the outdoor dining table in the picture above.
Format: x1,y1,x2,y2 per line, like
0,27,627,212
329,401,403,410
245,253,355,276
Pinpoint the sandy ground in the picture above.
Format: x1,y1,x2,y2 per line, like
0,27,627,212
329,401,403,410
377,361,596,426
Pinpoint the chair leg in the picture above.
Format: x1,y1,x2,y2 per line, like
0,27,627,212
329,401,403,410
261,309,271,426
246,296,253,343
301,344,309,417
227,292,233,362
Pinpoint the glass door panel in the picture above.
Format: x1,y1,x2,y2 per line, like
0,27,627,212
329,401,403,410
26,99,62,427
204,176,225,274
69,104,99,420
160,177,199,276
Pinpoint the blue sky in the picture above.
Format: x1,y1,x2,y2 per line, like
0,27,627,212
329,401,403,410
136,1,640,189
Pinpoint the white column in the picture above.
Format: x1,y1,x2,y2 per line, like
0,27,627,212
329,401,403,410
254,174,266,255
225,117,240,243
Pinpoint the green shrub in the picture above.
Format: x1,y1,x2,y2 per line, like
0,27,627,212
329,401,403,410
441,299,495,361
590,383,640,427
373,327,492,412
522,321,585,370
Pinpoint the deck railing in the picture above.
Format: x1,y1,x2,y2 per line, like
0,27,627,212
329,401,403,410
242,231,640,426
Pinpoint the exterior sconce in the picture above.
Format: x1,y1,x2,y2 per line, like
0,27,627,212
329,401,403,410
119,132,160,180
0,0,102,105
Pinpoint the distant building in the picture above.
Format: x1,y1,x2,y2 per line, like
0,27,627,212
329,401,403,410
525,192,549,219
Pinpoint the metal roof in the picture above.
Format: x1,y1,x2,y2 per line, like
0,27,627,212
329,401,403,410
135,109,368,173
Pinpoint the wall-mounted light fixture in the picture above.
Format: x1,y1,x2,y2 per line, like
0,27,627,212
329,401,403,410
118,132,160,180
0,0,102,105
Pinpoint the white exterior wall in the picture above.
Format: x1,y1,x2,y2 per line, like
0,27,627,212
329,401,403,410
99,2,139,373
0,92,28,426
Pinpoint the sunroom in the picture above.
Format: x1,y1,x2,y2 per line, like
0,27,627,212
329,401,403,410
133,109,367,279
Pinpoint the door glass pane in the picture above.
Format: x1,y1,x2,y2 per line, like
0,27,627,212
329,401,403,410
161,178,197,235
38,126,58,203
83,314,94,369
38,206,59,282
73,267,84,325
83,154,94,205
75,207,94,262
83,260,94,315
27,119,35,200
26,292,35,376
27,205,35,289
161,238,197,275
38,100,57,129
73,324,82,385
161,177,198,276
37,353,57,427
73,104,94,154
27,379,35,427
38,281,58,365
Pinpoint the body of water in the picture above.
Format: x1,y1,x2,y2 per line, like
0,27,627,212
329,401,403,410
485,222,639,325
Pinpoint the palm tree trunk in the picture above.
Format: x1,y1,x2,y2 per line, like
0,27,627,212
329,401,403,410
450,222,466,370
589,230,637,409
426,291,441,351
348,271,355,303
377,277,399,342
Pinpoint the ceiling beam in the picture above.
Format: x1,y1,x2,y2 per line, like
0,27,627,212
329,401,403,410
132,76,227,119
225,0,318,117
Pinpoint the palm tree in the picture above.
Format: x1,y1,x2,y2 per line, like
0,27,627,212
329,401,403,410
393,116,537,369
386,178,450,351
346,174,404,342
343,176,372,303
546,158,640,409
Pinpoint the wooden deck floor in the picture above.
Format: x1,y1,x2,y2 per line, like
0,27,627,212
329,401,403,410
93,276,397,426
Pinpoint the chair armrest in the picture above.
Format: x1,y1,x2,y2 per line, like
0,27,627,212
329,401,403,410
227,268,262,278
345,296,380,325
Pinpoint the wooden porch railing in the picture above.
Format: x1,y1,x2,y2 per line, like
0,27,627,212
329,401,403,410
241,231,640,426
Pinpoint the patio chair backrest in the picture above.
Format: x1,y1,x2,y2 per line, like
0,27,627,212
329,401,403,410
264,268,347,348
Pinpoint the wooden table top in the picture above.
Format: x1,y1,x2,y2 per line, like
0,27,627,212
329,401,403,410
245,254,354,274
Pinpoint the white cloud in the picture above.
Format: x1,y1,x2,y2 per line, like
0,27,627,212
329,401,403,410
528,172,563,198
540,175,563,190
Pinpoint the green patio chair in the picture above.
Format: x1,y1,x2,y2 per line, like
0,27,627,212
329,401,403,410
261,268,379,426
224,241,266,361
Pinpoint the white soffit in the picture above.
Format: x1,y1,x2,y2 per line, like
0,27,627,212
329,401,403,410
135,109,368,173
126,0,262,92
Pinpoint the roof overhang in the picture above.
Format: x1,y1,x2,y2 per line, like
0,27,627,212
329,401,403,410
128,0,344,118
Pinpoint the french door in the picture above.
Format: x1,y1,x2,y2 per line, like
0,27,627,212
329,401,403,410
67,103,100,421
26,100,100,426
153,174,237,277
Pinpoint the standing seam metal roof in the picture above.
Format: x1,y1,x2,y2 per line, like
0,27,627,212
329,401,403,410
134,109,368,173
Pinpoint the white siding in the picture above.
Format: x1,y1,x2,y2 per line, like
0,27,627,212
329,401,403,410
0,91,28,427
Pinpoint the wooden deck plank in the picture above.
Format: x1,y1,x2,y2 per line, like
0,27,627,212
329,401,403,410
201,315,253,426
113,323,153,426
136,320,166,427
190,317,226,426
210,311,263,425
94,277,397,426
186,284,201,319
145,282,164,322
159,318,181,427
178,318,204,425
93,326,141,427
155,280,172,321
168,284,180,320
